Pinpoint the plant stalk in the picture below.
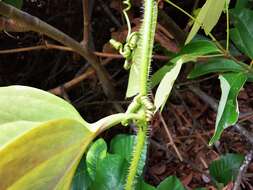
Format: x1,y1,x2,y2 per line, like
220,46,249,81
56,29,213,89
125,0,158,189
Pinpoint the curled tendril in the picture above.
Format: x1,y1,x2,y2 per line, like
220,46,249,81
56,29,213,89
110,0,140,70
123,0,131,12
121,95,155,126
110,32,139,70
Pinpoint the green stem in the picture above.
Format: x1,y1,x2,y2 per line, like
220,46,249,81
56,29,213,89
225,0,230,51
125,0,158,189
140,0,158,95
125,121,147,190
91,113,142,134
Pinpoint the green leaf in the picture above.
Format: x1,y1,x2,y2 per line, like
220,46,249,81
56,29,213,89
110,134,147,176
151,40,220,88
154,56,196,111
186,0,226,44
86,138,107,180
136,180,156,190
0,118,96,190
110,134,136,163
188,58,244,79
235,0,252,10
157,176,185,190
180,40,220,56
90,154,128,190
230,8,253,59
3,0,23,9
0,86,86,125
209,153,244,185
209,72,247,145
151,64,174,89
71,156,92,190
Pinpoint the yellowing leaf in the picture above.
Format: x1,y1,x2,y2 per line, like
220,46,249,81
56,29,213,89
185,0,226,44
0,86,135,190
0,121,40,147
0,118,96,190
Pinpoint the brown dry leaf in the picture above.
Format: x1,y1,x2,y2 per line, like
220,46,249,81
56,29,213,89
150,163,167,175
181,172,193,186
222,182,234,190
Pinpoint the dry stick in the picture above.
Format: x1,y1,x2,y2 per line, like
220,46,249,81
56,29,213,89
82,0,89,48
233,150,253,190
0,44,170,61
49,59,112,95
0,2,115,99
158,112,183,161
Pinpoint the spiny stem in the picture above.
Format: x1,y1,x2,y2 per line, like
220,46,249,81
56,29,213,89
140,0,158,95
125,123,147,190
125,0,158,189
225,0,230,52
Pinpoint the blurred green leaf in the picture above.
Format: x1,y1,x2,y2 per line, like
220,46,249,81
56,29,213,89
157,176,185,190
230,8,253,59
110,134,136,163
188,58,244,79
86,139,107,180
209,72,247,145
209,153,244,185
110,134,147,176
90,154,128,190
180,40,221,56
136,180,156,190
235,0,252,10
188,58,253,82
154,55,197,111
151,40,220,88
185,0,226,44
3,0,23,9
71,157,91,190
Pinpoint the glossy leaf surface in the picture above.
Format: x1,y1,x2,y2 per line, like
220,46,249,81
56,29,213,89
209,72,247,145
188,58,244,79
157,176,185,190
136,180,156,190
110,134,147,176
71,157,91,190
209,154,244,185
230,8,253,59
86,139,107,180
90,154,128,190
151,40,220,88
